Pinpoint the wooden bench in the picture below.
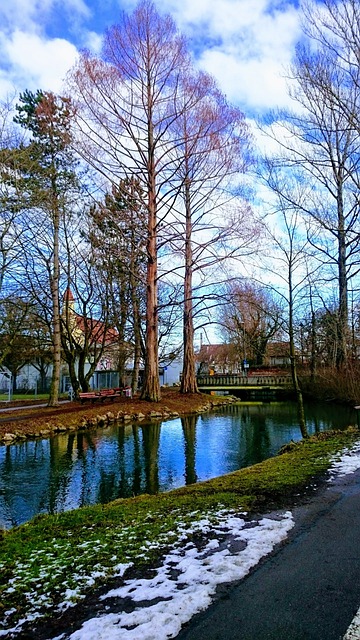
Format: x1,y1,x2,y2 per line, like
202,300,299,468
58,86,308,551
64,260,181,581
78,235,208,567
98,389,123,402
78,388,129,404
78,392,101,404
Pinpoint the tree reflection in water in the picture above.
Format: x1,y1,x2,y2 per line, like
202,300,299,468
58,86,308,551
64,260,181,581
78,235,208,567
181,415,198,486
0,400,355,528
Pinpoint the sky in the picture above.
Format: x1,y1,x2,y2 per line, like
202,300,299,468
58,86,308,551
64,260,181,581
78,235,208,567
0,0,305,122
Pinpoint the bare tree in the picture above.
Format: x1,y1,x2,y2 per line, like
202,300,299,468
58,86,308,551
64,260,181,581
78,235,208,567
219,281,283,366
0,95,28,329
68,0,193,401
0,297,32,376
300,0,360,135
161,71,253,393
258,165,310,438
61,272,114,394
261,17,360,367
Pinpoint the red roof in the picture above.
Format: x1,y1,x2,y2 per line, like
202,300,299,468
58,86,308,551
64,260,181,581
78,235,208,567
74,315,118,346
63,288,75,302
62,289,118,346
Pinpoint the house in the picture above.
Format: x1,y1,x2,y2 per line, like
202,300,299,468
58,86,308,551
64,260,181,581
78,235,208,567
2,287,185,396
159,356,182,386
62,288,120,370
196,343,243,374
196,341,292,373
265,341,291,367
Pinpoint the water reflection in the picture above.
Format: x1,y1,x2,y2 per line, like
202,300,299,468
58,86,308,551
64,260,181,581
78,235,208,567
0,401,355,528
182,415,198,486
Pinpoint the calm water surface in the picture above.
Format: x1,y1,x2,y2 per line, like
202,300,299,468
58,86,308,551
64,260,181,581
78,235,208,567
0,401,355,528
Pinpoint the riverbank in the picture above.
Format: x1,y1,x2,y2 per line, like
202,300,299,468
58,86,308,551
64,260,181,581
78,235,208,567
0,389,236,445
1,426,360,639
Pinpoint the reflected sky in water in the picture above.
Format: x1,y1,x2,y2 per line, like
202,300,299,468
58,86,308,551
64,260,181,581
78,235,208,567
0,401,356,528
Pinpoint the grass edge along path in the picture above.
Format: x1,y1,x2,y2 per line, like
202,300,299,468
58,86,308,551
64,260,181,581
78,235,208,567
0,427,359,635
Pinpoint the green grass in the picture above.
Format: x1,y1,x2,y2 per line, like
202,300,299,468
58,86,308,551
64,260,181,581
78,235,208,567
0,393,47,402
0,428,359,631
0,393,69,403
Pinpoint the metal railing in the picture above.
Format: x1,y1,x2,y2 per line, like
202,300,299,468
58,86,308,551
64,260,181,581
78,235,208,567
197,374,293,387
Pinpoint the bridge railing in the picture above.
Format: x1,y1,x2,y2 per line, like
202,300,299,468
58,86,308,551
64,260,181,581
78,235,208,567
196,374,293,387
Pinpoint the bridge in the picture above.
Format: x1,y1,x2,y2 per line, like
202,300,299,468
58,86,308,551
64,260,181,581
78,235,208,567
196,373,293,397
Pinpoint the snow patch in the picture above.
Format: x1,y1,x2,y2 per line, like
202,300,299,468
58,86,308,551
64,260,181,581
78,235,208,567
328,442,360,481
69,511,294,640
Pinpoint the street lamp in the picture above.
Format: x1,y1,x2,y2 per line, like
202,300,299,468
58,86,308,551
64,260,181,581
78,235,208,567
299,322,304,365
239,320,248,375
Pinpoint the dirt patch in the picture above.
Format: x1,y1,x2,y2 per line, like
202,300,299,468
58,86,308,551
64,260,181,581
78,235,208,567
0,389,234,444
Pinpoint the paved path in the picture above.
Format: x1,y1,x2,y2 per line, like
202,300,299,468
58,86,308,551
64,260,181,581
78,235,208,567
0,401,70,413
177,468,360,640
0,401,71,424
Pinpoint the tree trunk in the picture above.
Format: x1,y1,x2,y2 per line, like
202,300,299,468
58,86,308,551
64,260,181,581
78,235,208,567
180,179,198,394
48,203,61,406
40,366,47,393
68,359,80,396
141,241,160,401
337,199,348,368
131,297,142,395
12,372,17,394
116,286,128,387
140,105,160,402
289,267,308,439
77,345,91,391
130,203,143,396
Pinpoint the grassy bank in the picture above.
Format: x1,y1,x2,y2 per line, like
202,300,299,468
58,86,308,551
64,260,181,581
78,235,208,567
1,427,359,635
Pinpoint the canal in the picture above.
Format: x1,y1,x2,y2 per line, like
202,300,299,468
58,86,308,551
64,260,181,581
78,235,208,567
0,400,356,529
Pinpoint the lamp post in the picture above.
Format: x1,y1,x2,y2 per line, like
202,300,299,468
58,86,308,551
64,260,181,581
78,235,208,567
239,320,248,376
299,322,304,365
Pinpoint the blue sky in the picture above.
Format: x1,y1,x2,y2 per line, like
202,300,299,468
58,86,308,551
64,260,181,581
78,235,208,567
0,0,306,119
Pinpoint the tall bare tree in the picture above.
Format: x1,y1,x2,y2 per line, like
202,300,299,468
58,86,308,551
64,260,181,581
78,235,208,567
164,72,253,393
258,167,310,439
0,95,28,345
68,0,192,401
261,14,360,367
300,0,360,135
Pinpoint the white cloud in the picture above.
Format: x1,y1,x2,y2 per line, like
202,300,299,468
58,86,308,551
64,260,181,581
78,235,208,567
82,30,103,55
144,0,299,112
199,51,292,110
0,30,79,96
0,0,90,32
0,0,302,112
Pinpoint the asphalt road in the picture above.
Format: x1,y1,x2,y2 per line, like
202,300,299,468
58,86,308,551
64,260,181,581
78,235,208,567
176,467,360,640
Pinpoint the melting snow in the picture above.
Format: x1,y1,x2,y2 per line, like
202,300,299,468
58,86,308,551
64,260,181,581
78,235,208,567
68,511,294,640
328,442,360,480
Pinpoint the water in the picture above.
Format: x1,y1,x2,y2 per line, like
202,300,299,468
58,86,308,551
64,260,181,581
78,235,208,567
0,401,355,529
